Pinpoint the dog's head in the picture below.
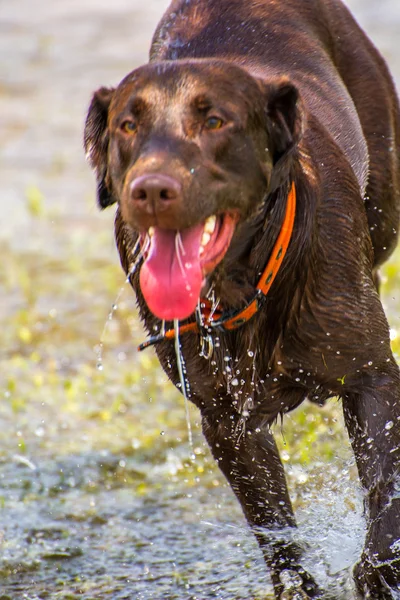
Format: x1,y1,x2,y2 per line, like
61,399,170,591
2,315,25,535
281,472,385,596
84,60,303,321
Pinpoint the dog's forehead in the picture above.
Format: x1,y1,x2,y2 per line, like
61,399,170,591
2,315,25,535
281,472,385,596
113,62,254,112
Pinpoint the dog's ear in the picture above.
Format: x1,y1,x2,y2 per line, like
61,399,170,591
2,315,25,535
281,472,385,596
84,87,116,209
265,79,303,163
260,79,304,192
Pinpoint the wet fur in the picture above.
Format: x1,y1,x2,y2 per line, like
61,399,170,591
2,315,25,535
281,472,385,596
85,0,400,597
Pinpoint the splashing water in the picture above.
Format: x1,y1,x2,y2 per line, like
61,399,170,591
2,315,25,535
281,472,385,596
174,319,195,459
292,464,365,598
96,237,142,371
280,569,309,599
202,459,365,599
204,284,221,321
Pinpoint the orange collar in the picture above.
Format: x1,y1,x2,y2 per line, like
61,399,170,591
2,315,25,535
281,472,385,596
138,182,296,354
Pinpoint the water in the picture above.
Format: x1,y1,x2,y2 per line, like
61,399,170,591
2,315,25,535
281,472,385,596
96,236,141,371
174,319,195,458
1,0,400,598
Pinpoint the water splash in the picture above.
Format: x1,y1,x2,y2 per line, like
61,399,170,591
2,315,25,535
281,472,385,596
280,569,309,599
96,237,141,371
204,284,221,321
173,319,195,459
292,462,364,598
203,459,364,599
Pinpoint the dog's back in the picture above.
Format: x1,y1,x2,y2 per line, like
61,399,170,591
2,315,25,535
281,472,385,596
151,0,400,267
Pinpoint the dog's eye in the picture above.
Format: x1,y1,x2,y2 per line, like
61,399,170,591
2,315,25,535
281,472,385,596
205,116,224,130
121,120,137,134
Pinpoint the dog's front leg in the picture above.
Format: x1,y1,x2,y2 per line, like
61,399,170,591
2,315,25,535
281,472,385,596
343,363,400,599
201,406,321,599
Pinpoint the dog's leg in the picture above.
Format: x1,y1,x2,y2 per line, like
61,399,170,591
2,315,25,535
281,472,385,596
201,408,321,598
343,364,400,599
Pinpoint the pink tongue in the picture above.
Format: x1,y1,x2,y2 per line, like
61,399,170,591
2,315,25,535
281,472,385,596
140,225,204,320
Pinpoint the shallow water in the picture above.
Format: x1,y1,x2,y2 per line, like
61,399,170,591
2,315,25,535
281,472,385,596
1,0,400,598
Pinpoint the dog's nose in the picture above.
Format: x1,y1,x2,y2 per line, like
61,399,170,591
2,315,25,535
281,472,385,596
130,174,182,216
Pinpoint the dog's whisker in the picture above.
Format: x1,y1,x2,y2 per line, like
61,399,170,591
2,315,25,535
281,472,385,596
138,234,150,262
126,236,142,279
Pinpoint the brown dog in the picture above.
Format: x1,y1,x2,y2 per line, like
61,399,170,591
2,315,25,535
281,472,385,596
84,0,400,597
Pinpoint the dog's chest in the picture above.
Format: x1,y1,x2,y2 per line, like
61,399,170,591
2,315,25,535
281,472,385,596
157,333,325,419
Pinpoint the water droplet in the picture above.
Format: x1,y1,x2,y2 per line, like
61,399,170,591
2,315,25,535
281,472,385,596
96,361,104,371
174,319,194,456
385,421,394,431
231,378,239,386
247,350,254,357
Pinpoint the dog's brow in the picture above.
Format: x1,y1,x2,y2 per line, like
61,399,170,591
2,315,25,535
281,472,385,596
193,94,213,112
125,81,190,128
128,96,148,115
133,83,166,105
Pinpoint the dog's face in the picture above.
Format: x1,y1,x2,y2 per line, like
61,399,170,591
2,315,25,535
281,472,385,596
85,60,302,321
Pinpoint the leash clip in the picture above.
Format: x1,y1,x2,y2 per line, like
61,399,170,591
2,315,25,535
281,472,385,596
199,332,214,360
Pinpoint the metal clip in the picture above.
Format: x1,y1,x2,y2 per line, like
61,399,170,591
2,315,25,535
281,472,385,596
199,333,214,360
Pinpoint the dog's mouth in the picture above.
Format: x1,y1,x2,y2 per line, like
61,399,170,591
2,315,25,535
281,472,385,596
139,212,239,321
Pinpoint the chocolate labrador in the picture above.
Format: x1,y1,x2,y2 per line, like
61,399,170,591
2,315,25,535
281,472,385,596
84,0,400,597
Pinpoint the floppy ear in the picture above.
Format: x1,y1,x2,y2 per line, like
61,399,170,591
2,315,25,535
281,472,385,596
266,79,303,162
263,80,304,191
84,87,116,209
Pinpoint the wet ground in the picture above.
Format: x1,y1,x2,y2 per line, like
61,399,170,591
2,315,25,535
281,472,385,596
1,0,400,598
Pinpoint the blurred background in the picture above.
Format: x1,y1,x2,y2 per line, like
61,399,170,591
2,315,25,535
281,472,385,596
1,1,400,598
